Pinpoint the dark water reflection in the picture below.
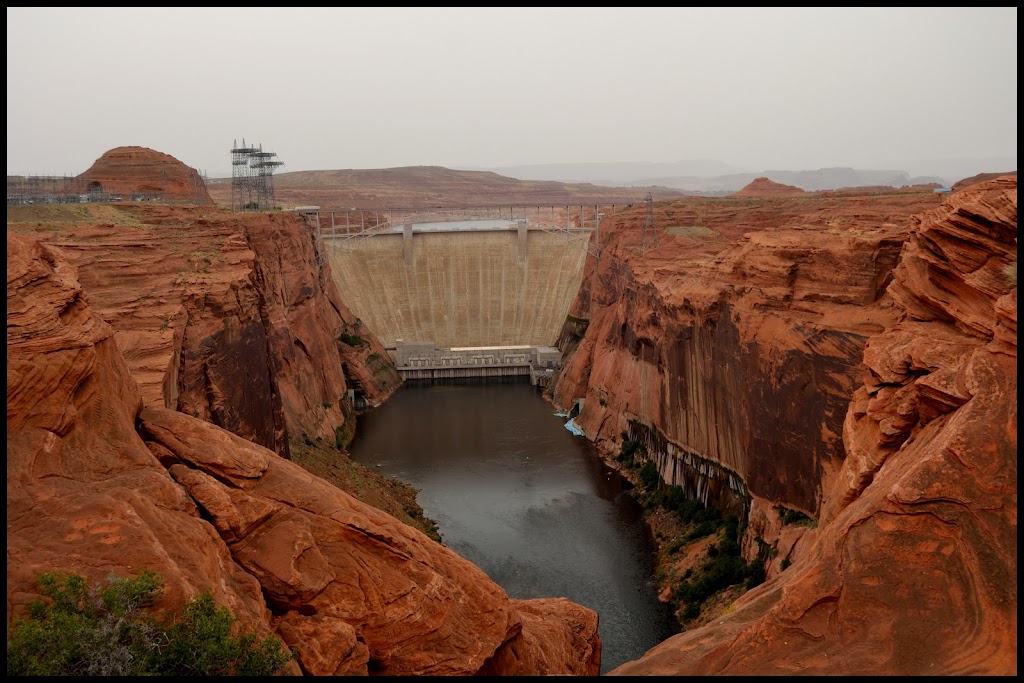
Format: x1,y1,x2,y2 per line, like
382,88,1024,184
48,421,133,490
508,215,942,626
348,379,677,674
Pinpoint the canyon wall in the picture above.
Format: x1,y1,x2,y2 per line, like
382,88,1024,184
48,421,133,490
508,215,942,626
554,178,1016,675
7,203,400,458
327,228,588,348
8,144,1014,674
7,229,601,676
553,189,942,517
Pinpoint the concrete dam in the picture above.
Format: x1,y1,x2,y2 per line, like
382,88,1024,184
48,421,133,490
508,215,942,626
324,219,590,349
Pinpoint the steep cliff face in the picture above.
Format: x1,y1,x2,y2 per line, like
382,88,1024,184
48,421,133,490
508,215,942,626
6,232,601,676
6,233,276,643
598,177,1017,675
554,190,942,516
8,203,401,458
824,175,1018,521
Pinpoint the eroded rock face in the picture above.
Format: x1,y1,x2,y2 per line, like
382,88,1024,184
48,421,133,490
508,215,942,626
6,233,273,637
6,231,601,676
77,145,214,204
608,177,1017,675
823,175,1018,521
554,190,942,516
951,170,1016,192
12,203,400,457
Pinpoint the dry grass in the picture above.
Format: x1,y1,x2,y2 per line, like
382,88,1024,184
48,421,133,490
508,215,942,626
6,203,144,229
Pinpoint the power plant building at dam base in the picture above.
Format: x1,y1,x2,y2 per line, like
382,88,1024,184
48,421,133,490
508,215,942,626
325,219,590,351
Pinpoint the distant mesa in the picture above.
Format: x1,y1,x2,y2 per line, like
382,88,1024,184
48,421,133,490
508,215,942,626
76,145,213,204
731,177,807,197
815,182,944,197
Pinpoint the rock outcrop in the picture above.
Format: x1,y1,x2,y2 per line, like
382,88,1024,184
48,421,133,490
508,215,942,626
10,203,400,458
731,176,806,197
76,145,214,204
554,189,944,517
584,177,1016,676
6,231,601,676
951,170,1016,192
7,233,274,642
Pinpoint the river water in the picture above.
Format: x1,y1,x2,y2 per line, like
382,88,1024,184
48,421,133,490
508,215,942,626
347,378,677,674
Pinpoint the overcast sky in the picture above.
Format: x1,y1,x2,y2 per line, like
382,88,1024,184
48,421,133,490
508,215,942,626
6,7,1017,177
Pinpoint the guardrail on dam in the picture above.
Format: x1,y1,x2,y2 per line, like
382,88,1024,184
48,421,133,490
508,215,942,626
319,216,592,349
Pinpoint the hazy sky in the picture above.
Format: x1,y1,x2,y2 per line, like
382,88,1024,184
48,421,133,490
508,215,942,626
6,7,1017,177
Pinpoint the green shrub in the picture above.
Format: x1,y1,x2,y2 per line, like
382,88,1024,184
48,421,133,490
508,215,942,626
743,559,766,590
661,485,687,513
776,506,817,527
7,570,292,676
338,331,365,347
638,461,660,490
153,592,291,676
657,487,722,527
672,514,764,623
683,519,722,542
615,433,645,468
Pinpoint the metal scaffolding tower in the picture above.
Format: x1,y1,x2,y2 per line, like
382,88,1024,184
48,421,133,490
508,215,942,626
231,139,282,211
6,175,76,205
641,192,658,251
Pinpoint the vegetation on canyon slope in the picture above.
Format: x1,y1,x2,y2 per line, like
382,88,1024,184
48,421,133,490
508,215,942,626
7,570,292,676
616,434,766,628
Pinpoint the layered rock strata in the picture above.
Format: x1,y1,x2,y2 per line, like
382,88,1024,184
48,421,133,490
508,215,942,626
554,189,944,517
562,177,1016,675
6,232,601,676
76,145,214,204
9,203,400,458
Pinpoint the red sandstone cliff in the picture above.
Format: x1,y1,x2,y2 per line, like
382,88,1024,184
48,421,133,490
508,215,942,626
76,146,214,204
6,232,601,675
554,178,1016,675
554,190,943,517
951,170,1016,192
9,203,400,458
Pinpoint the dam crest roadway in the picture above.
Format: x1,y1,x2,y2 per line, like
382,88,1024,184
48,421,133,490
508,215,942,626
298,204,607,259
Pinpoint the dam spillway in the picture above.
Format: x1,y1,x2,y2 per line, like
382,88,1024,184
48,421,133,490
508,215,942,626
324,220,590,348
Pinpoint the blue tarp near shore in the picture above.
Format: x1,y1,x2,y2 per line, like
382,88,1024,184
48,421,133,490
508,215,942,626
564,417,584,436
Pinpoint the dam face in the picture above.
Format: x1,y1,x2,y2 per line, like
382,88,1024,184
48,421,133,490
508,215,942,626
326,224,589,348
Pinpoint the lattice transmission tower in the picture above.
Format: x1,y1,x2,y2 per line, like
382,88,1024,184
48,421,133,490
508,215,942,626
641,192,658,251
231,139,283,210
